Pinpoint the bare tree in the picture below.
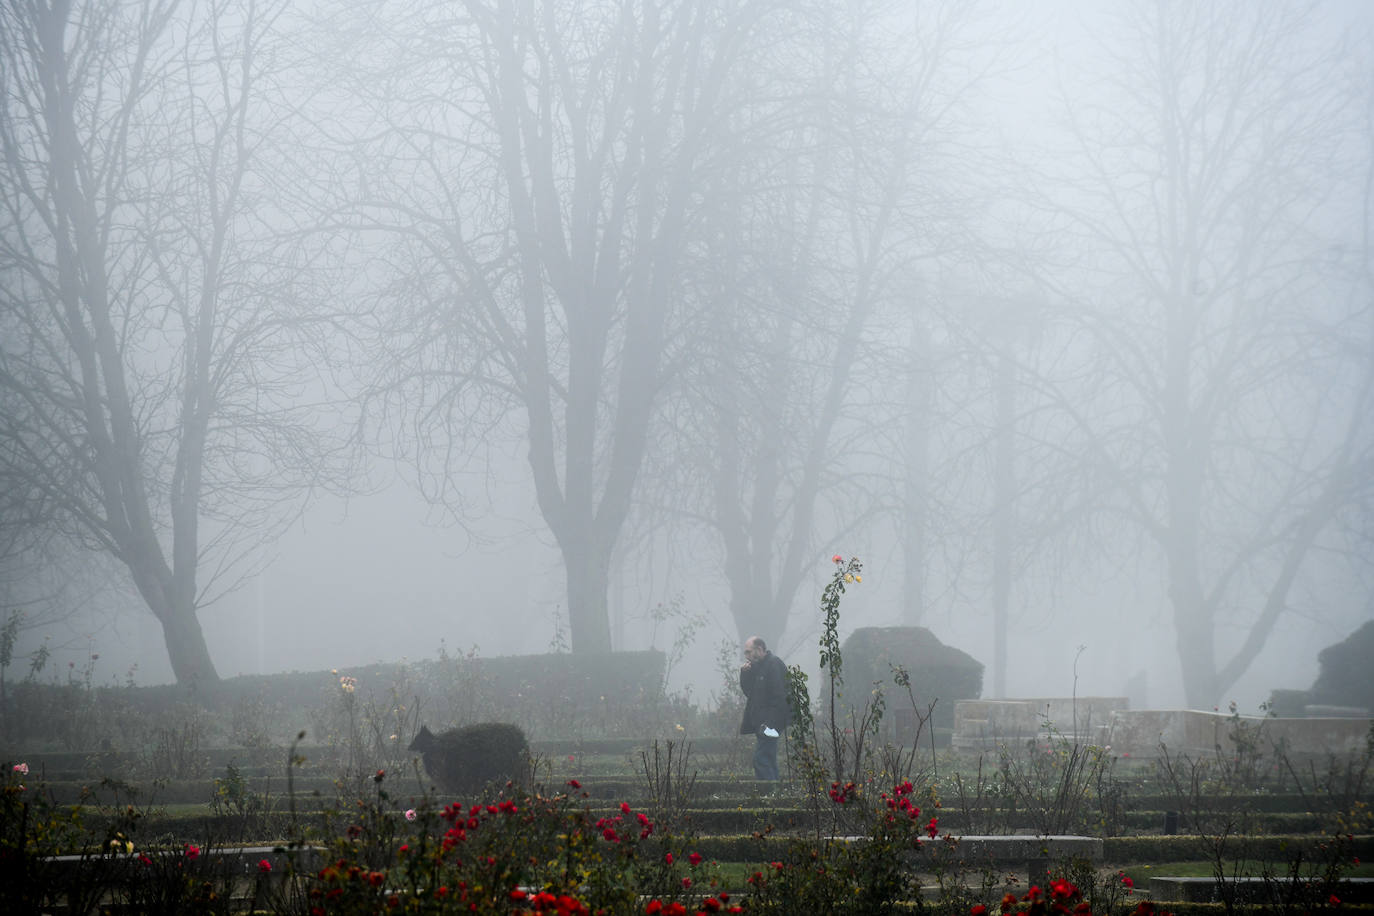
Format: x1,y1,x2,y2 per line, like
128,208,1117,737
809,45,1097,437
670,0,1003,652
1033,0,1373,707
336,0,787,652
0,0,347,684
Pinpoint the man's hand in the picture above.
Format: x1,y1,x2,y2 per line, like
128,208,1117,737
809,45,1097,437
762,726,779,738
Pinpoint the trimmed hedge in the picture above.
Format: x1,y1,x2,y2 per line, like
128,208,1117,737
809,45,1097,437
1,650,673,751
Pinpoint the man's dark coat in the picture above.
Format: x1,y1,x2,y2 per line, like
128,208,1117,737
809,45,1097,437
739,651,789,736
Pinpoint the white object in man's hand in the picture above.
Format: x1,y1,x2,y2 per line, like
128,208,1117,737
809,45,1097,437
762,726,779,738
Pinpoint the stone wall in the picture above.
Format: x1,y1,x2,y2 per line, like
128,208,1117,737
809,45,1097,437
1105,708,1372,758
951,698,1373,759
951,697,1128,749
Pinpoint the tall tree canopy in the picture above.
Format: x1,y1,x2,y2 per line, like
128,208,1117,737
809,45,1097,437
0,0,345,683
335,0,798,652
1035,0,1373,706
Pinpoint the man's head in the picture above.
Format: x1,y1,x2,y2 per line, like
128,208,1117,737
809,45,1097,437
744,636,768,663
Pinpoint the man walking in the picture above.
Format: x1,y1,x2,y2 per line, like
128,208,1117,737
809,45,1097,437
739,636,788,782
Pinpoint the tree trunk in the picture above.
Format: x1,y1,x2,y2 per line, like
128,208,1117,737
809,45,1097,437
902,321,931,628
728,580,781,652
562,535,613,654
1171,588,1218,709
990,351,1016,699
159,605,220,686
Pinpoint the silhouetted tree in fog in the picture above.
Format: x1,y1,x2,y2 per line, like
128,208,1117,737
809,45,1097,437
335,0,788,653
672,0,995,652
1034,0,1373,707
0,0,349,684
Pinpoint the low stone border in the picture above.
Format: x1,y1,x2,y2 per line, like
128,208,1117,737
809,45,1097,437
1147,875,1374,904
29,845,323,915
39,843,322,876
918,834,1102,887
831,833,1103,887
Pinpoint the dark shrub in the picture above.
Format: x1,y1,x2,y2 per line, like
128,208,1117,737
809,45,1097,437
408,722,529,795
1310,620,1374,712
1269,621,1374,716
840,626,982,732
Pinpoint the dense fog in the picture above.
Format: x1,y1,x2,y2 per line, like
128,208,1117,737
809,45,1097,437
2,0,1372,717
